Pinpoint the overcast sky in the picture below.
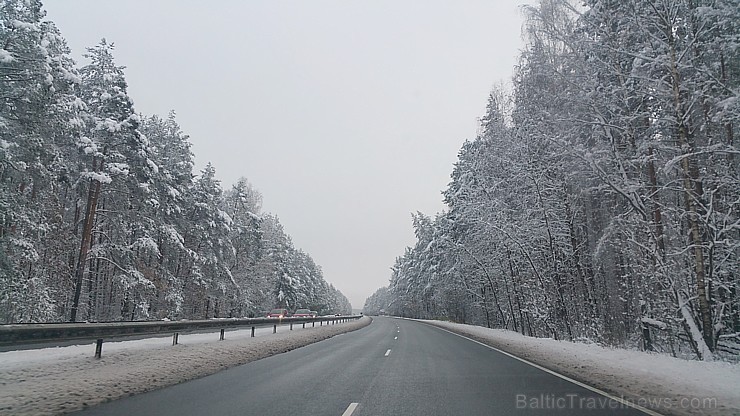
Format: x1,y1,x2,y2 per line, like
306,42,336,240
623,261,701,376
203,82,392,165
43,0,529,309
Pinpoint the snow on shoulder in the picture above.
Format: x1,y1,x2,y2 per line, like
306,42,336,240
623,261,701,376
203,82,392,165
421,319,740,416
0,316,370,416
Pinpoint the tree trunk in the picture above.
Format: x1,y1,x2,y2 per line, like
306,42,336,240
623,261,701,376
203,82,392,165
646,147,666,258
669,44,714,353
69,160,102,322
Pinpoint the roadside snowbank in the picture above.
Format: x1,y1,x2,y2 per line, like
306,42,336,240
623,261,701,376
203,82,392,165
0,316,371,416
420,319,739,416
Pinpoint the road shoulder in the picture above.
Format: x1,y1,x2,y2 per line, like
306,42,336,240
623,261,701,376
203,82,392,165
0,316,372,416
415,318,738,416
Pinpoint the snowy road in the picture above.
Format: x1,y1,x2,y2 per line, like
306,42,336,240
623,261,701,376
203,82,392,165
76,317,652,416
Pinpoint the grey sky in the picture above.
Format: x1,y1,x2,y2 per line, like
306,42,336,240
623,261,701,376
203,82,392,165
43,0,528,309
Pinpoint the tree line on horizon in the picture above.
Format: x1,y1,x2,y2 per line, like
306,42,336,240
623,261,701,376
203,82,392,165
0,0,351,323
365,0,738,362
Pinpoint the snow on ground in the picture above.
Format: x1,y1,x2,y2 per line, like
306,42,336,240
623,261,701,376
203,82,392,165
0,317,371,416
419,319,740,416
4,316,735,416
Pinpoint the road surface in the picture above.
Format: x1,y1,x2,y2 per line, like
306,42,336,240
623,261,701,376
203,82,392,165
76,317,653,415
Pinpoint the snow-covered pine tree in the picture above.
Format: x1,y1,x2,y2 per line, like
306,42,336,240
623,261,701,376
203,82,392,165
70,39,158,321
0,0,82,322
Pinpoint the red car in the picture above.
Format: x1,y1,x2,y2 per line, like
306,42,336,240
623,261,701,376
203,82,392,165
267,308,289,318
292,308,313,317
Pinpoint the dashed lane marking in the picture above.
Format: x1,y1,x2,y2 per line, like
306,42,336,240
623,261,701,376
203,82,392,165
342,402,359,416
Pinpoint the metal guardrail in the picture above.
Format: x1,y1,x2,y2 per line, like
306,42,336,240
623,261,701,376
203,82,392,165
0,315,363,357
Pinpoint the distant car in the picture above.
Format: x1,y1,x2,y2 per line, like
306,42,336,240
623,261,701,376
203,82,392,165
309,310,318,317
293,308,313,318
267,308,290,318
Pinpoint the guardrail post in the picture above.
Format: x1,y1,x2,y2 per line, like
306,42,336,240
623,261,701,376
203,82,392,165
302,322,305,329
173,332,179,345
94,338,103,359
312,322,315,327
220,328,225,341
290,323,293,330
251,326,255,337
273,324,277,334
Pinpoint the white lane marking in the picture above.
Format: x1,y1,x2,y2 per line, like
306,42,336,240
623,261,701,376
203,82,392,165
425,323,662,416
384,349,391,357
341,402,359,416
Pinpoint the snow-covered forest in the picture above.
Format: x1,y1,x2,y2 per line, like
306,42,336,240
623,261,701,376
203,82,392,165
366,0,738,362
0,0,351,323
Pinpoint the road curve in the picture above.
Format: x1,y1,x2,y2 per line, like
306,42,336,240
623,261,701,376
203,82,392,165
76,317,653,416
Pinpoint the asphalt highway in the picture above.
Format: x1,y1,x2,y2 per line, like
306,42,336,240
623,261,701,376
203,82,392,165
76,317,653,415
